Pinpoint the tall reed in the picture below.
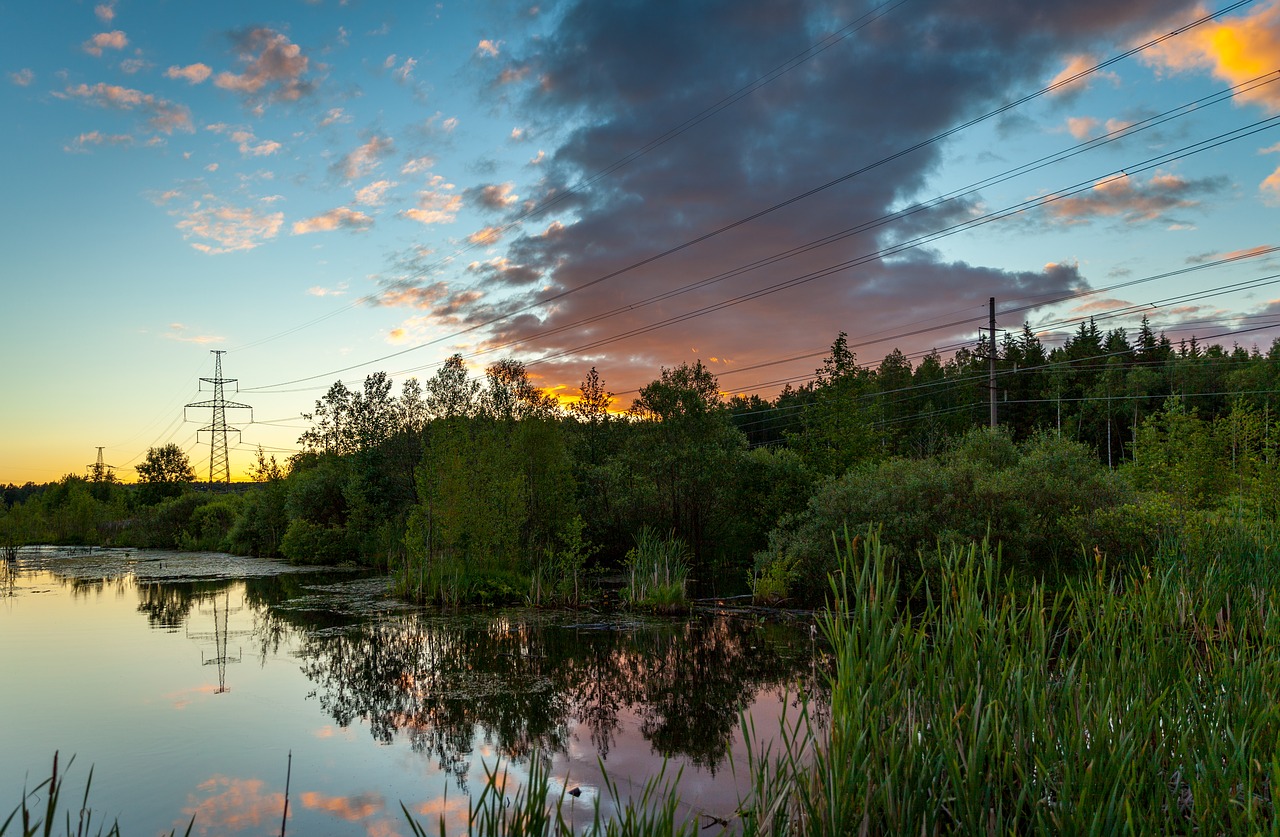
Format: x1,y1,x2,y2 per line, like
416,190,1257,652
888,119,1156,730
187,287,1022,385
739,525,1280,834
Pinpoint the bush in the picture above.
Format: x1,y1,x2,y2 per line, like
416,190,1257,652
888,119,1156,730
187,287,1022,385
756,430,1135,605
280,517,354,565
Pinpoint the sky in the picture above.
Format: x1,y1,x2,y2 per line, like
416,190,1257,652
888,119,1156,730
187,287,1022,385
3,0,1280,484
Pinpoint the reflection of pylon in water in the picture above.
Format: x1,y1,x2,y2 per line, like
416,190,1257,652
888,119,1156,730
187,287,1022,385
187,590,248,694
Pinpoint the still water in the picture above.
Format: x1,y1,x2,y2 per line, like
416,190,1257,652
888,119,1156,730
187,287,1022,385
0,547,821,836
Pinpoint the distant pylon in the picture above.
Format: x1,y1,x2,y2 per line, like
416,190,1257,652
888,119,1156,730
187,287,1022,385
86,446,116,482
185,351,252,485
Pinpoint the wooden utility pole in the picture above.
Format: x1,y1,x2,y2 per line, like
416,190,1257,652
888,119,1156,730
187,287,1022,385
989,297,997,430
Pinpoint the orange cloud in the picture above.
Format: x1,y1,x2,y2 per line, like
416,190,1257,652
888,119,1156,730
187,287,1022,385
60,82,193,134
335,135,394,181
166,63,212,84
215,28,313,103
1048,54,1118,94
476,39,501,57
83,30,127,56
402,190,462,225
1144,1,1280,112
182,776,284,836
1066,116,1098,140
1263,165,1280,204
300,791,385,822
175,202,284,253
1044,171,1218,225
292,207,374,235
467,225,503,245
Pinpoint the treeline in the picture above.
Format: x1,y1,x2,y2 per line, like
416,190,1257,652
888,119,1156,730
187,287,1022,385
4,318,1280,606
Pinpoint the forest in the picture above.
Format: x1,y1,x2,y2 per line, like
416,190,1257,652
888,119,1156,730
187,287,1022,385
5,316,1280,608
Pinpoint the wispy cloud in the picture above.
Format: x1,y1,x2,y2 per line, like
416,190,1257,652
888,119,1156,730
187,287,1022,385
59,82,194,134
1048,54,1118,95
1044,171,1223,226
334,135,394,181
467,182,519,211
354,180,395,206
229,129,281,156
307,284,348,297
8,68,34,87
164,323,224,344
319,107,350,127
475,39,501,58
166,63,212,84
94,2,115,23
173,201,284,253
64,130,135,152
466,225,504,245
82,30,127,57
291,206,373,235
401,188,461,225
401,155,434,175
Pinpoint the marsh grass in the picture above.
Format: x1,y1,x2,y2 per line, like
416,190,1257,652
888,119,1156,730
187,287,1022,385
0,753,193,837
623,528,689,613
738,525,1280,835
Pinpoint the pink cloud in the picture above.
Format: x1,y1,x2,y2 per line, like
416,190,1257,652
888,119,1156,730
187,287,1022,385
166,63,212,84
214,28,314,104
291,206,374,235
335,135,393,181
94,2,115,23
476,39,501,57
1044,171,1221,225
9,68,34,86
401,190,461,225
60,82,193,134
174,202,284,253
83,30,127,56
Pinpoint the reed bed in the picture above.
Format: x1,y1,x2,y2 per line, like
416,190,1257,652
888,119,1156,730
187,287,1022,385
739,527,1280,835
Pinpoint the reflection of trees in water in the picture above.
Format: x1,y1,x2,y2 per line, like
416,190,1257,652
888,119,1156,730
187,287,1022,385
299,612,821,785
135,581,231,631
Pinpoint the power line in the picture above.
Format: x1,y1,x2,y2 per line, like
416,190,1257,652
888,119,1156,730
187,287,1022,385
225,0,911,357
246,2,1249,393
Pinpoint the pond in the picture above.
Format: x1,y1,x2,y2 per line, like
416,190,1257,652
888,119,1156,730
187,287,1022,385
0,547,824,836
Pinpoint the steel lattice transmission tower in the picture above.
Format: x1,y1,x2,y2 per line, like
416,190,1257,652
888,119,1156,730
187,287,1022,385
185,351,252,485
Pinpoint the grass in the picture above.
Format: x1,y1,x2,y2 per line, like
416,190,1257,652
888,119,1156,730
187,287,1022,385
0,753,192,837
623,528,690,614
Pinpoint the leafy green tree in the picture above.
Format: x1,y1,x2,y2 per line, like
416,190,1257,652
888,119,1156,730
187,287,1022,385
618,360,746,575
787,333,880,476
135,443,196,503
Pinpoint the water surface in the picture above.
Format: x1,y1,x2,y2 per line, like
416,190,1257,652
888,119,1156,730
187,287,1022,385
0,547,821,836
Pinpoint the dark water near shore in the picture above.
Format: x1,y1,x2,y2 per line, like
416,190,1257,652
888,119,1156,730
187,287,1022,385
0,547,822,836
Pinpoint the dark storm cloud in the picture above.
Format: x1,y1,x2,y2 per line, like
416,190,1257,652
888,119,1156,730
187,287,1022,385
436,0,1203,390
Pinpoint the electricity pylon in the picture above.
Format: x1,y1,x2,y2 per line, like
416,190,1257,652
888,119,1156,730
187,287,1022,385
185,351,252,485
86,447,116,482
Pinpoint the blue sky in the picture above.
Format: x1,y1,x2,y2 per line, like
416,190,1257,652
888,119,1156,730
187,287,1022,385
2,0,1280,483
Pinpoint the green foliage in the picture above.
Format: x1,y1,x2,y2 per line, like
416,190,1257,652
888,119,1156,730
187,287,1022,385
529,515,597,607
225,481,288,558
279,517,354,565
624,527,690,613
757,429,1134,604
134,444,195,504
740,525,1280,834
177,495,241,552
786,332,882,477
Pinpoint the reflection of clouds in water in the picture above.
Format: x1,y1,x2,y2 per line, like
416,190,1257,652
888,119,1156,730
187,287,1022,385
180,776,284,835
300,790,384,820
161,682,223,710
412,794,473,835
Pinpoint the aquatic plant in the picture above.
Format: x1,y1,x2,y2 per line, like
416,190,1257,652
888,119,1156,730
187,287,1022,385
623,528,689,613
